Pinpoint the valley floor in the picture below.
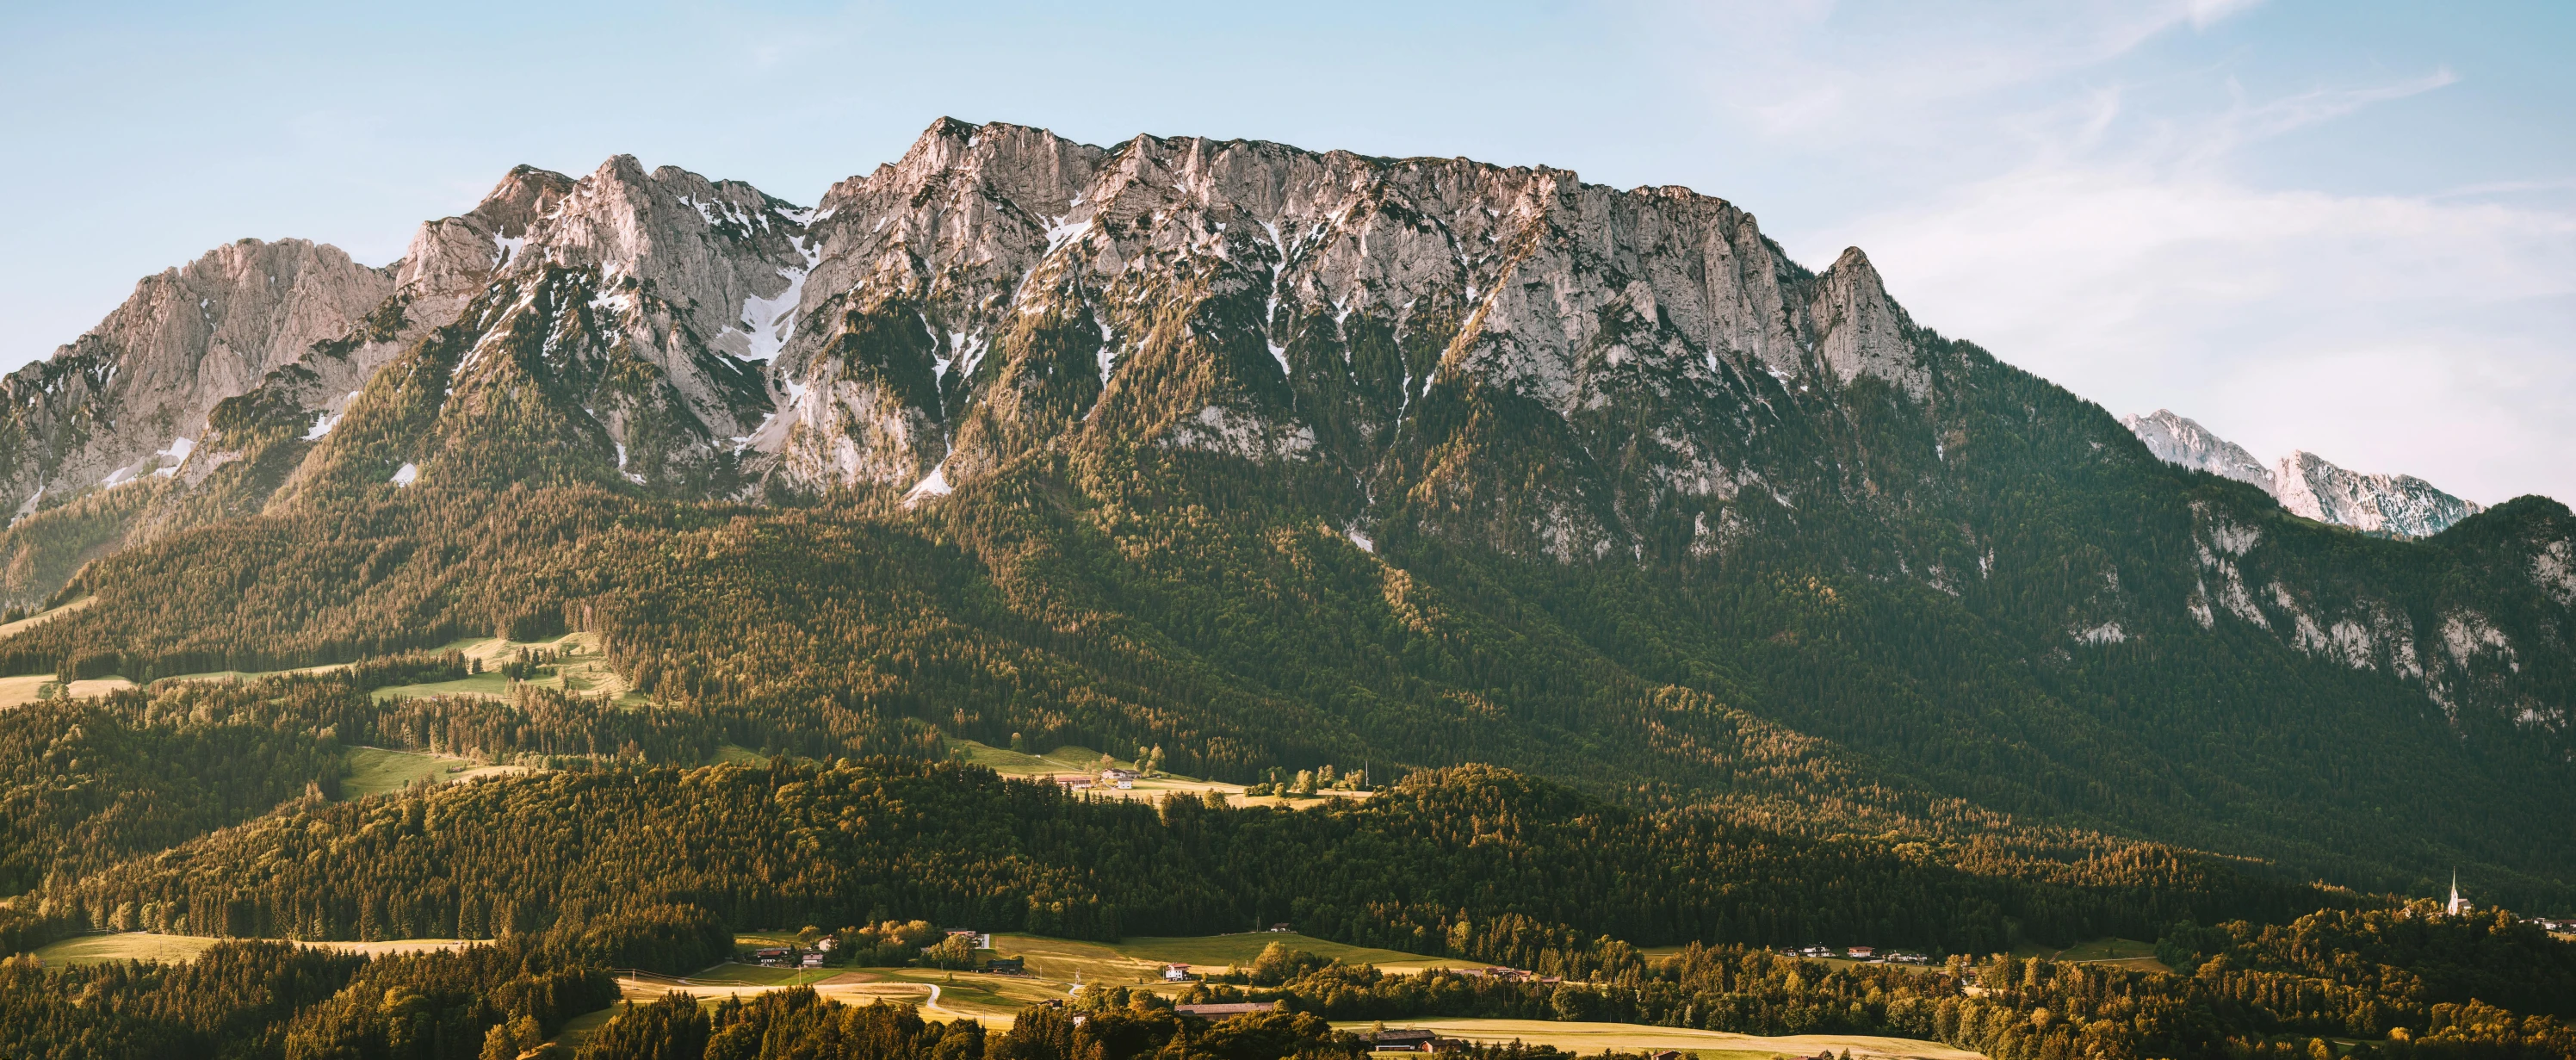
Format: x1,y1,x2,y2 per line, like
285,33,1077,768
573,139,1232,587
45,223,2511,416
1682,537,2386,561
23,930,1987,1058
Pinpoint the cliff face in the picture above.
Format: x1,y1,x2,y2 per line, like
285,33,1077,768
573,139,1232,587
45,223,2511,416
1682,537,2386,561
251,154,808,503
756,121,1922,554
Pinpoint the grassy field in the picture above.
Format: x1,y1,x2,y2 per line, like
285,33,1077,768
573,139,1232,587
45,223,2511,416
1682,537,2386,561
1099,933,1481,974
65,677,137,697
138,631,643,705
2027,937,2167,973
549,1006,621,1051
0,673,53,710
342,746,471,799
368,632,643,704
1335,1019,1982,1060
31,933,222,966
616,968,1011,1026
944,739,1370,810
0,596,92,639
337,746,541,800
29,933,475,967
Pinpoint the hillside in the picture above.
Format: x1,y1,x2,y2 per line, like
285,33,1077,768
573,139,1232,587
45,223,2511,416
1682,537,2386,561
0,119,2566,912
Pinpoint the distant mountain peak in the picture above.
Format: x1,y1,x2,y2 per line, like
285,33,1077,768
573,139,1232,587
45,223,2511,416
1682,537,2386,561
2121,409,2481,537
2273,449,2483,538
2121,410,2274,492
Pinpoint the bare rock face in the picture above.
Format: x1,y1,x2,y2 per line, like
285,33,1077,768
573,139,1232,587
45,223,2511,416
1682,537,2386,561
2119,410,2481,538
2121,410,2276,493
0,239,394,519
273,153,809,500
1806,248,1928,401
2274,449,2483,539
759,119,1941,530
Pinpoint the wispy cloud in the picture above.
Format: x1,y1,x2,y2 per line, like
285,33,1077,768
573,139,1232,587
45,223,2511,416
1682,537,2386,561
1629,0,2575,504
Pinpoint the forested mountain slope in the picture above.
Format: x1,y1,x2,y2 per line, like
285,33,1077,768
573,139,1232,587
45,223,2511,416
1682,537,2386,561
0,119,2568,909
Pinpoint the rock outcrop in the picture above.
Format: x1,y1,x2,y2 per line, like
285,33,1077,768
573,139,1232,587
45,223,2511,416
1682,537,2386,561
2121,410,2275,492
2121,409,2481,538
752,121,1940,532
0,239,395,520
2274,449,2484,539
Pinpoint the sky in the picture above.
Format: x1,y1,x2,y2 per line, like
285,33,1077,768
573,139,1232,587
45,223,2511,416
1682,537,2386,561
3,0,2570,504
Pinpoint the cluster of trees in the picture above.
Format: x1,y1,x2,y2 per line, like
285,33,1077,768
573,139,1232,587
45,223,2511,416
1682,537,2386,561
0,680,355,902
2152,906,2576,1022
0,902,726,1060
576,989,1362,1060
28,758,2320,956
1242,764,1365,798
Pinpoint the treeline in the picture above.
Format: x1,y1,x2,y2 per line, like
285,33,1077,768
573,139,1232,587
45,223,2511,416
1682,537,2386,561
1172,923,2576,1060
29,759,2321,956
580,990,1359,1060
0,902,721,1060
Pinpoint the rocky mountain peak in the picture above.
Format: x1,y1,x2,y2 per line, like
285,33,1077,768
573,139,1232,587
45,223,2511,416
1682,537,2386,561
740,117,1960,505
0,237,393,518
2121,410,2275,492
2121,410,2481,538
1808,246,1927,400
2274,449,2483,538
395,164,577,295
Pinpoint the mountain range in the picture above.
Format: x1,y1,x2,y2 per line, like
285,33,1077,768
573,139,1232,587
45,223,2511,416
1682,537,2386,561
3,118,2572,910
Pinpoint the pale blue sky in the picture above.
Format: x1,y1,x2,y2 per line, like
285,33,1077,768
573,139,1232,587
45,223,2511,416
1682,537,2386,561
4,1,2570,503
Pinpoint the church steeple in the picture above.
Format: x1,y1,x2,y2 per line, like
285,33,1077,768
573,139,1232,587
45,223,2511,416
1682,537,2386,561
2447,871,2470,916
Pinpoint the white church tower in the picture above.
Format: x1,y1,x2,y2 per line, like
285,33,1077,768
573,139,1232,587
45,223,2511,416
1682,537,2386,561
2447,871,2471,916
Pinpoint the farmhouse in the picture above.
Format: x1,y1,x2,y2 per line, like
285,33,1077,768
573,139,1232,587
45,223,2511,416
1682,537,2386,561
1368,1029,1452,1051
1102,768,1142,781
1162,963,1191,982
1847,946,1874,958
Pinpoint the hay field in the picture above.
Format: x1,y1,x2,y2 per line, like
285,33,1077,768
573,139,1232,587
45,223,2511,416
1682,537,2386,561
30,933,474,967
339,746,528,800
0,596,92,639
1099,933,1483,974
0,673,53,710
944,739,1370,810
371,632,641,703
616,968,1007,1026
